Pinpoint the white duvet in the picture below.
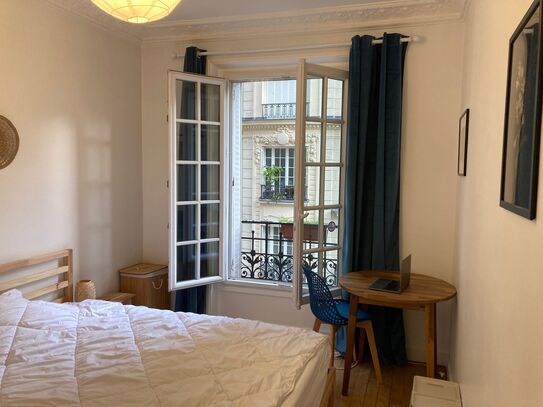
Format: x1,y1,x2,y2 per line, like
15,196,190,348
0,290,328,406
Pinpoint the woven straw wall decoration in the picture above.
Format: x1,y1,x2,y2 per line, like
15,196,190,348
0,115,19,169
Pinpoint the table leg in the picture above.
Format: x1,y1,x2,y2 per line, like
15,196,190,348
425,303,437,378
342,294,358,396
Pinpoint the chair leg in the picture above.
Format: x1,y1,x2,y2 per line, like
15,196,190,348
363,321,382,384
358,327,366,364
313,318,322,333
329,325,338,367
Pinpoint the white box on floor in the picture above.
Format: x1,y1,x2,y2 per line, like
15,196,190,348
410,376,462,407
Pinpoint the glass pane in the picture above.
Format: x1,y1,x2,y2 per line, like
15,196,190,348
324,167,340,205
201,164,220,201
177,244,196,282
325,124,341,163
302,210,320,250
327,79,343,119
201,84,220,122
201,125,220,161
176,80,196,120
305,122,321,163
305,167,320,206
177,165,197,202
177,123,197,161
177,205,197,242
322,250,339,286
323,209,340,247
306,77,323,118
302,252,319,279
201,203,220,239
201,241,220,278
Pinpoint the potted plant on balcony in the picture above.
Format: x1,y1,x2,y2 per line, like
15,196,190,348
263,166,284,201
280,218,320,242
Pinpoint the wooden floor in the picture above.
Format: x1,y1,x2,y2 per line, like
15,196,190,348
333,359,428,407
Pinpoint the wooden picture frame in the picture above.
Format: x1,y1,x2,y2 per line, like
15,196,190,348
500,0,543,220
458,109,469,176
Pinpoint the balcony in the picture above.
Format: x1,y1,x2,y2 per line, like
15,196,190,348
240,220,338,287
260,184,295,201
262,103,296,119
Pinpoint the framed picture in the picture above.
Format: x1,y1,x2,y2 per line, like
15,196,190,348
500,0,543,220
458,109,469,176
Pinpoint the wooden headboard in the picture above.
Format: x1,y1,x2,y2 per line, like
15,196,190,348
0,249,73,303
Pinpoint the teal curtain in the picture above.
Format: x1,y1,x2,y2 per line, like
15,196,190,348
341,33,408,365
175,46,207,314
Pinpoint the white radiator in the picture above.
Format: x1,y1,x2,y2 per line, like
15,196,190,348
410,376,462,407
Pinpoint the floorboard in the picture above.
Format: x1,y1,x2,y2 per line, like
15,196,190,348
333,358,433,407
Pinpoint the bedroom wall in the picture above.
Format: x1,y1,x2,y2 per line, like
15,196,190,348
0,1,143,296
141,20,464,364
451,0,543,404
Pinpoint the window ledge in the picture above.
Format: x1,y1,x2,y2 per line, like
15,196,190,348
221,279,293,298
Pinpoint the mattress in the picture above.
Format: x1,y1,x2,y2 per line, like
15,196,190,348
0,289,330,406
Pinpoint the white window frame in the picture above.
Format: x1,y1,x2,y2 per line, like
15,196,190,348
262,147,295,187
168,71,228,291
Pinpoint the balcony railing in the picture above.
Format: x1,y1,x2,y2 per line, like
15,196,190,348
240,220,338,287
262,103,296,119
260,184,295,201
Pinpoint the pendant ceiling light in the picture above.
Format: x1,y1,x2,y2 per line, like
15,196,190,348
91,0,182,24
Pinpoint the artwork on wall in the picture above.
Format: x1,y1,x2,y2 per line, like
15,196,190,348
0,115,19,170
458,109,469,176
500,0,543,220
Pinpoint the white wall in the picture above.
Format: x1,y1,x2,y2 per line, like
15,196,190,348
141,21,464,363
451,0,543,405
0,1,143,296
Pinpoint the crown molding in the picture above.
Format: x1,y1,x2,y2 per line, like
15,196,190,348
45,0,467,44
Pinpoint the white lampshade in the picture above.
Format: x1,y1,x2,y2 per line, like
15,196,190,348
91,0,182,24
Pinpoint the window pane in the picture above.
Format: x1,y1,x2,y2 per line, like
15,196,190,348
177,123,197,161
305,122,321,163
323,250,339,286
201,84,220,122
305,167,320,206
306,77,323,118
327,79,343,120
177,244,197,282
302,210,320,249
201,164,220,200
177,165,197,202
325,124,341,163
201,125,220,161
323,209,339,247
201,241,220,277
177,205,197,242
176,80,196,120
324,167,340,205
201,203,220,239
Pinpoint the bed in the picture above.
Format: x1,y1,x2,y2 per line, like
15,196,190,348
0,250,335,407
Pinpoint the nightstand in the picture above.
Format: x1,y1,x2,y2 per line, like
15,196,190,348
99,292,136,305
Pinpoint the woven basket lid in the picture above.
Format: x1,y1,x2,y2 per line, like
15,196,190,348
0,116,19,169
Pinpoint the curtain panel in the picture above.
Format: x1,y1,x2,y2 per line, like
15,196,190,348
342,33,408,365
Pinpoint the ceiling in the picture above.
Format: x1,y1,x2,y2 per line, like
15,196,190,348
163,0,394,22
45,0,468,42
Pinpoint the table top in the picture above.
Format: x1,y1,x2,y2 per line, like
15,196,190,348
339,271,457,309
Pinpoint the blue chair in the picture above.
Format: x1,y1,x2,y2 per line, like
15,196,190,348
304,267,382,383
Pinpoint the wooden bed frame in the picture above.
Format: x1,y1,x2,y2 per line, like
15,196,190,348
0,249,73,302
0,249,335,406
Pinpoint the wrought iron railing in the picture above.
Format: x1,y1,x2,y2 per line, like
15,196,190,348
240,220,338,286
260,184,295,201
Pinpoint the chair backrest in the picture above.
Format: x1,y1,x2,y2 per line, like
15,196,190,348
303,267,347,326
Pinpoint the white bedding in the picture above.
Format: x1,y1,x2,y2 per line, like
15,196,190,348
0,290,329,406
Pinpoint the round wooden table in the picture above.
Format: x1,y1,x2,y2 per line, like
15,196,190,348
339,271,456,396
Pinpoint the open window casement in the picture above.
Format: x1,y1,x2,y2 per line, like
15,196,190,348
168,71,227,291
293,60,349,308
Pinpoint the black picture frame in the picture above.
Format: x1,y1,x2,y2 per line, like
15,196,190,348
458,109,469,176
500,0,543,220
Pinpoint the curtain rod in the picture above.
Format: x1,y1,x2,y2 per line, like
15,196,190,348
172,35,419,59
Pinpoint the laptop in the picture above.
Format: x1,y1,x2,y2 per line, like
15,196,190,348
368,255,411,294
